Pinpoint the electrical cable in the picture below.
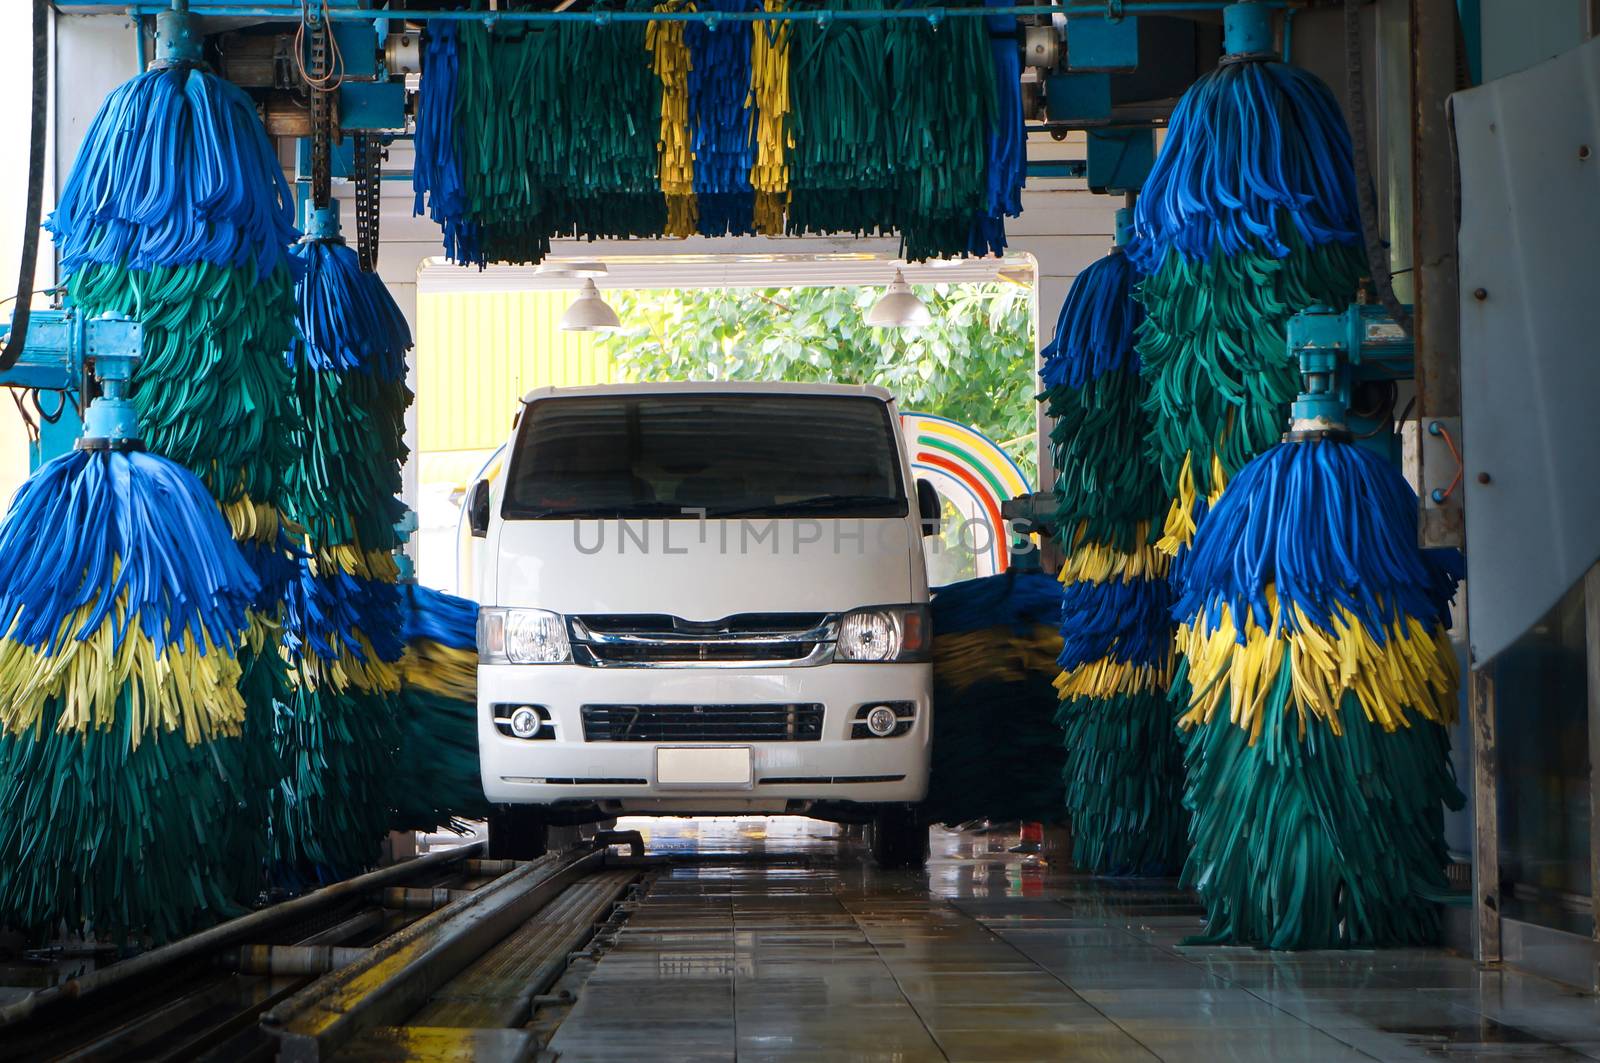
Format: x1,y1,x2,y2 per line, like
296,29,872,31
0,0,52,373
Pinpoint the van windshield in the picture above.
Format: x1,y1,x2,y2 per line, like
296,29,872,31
503,393,908,520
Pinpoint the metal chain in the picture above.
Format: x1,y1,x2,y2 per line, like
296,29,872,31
308,9,332,207
354,133,382,272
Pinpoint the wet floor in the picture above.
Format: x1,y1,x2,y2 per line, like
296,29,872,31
546,817,1600,1062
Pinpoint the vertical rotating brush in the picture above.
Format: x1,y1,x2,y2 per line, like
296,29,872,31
1130,2,1366,556
1171,345,1465,948
1040,215,1187,876
0,353,261,943
924,572,1066,828
276,202,413,876
42,9,300,910
392,584,489,833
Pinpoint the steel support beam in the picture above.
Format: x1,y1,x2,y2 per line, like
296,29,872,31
1470,663,1501,963
1411,0,1463,549
1586,563,1600,970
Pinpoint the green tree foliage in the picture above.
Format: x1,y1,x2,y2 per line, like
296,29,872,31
595,283,1039,481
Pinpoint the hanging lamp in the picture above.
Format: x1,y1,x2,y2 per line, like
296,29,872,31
560,278,622,331
865,269,931,328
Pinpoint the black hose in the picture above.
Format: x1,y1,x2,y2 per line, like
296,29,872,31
0,0,52,372
1343,0,1414,335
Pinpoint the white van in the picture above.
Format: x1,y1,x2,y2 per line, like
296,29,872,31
468,382,939,867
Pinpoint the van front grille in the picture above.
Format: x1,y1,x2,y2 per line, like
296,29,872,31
580,704,825,743
568,614,835,668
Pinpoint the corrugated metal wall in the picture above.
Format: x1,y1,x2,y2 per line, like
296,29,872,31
416,289,615,452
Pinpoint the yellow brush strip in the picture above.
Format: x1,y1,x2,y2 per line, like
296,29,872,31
0,606,245,745
933,626,1060,692
1057,523,1170,586
1157,452,1228,557
401,640,476,701
307,544,400,582
748,0,791,235
650,3,697,237
1176,588,1459,742
243,609,282,656
223,496,284,545
288,630,402,696
1053,656,1173,701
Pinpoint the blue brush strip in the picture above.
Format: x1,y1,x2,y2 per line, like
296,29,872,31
283,562,405,667
1057,575,1171,672
1173,439,1464,640
1127,59,1359,271
413,22,484,267
237,530,305,614
931,570,1062,637
48,65,298,278
1039,249,1143,391
289,239,412,380
0,450,257,657
965,1,1025,256
401,583,477,651
686,0,758,237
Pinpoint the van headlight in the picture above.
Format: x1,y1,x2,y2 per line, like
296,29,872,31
478,608,571,664
835,604,931,663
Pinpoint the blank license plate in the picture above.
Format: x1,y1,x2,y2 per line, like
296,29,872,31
656,746,752,787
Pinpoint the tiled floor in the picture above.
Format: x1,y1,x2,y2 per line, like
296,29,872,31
547,818,1600,1062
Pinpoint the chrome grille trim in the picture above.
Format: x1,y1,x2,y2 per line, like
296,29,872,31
568,613,838,669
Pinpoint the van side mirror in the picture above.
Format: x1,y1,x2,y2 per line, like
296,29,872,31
915,479,941,537
468,479,491,538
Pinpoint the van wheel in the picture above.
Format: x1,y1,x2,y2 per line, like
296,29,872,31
487,805,549,860
868,806,928,870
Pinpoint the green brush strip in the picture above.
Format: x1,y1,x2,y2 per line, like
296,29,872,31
283,361,411,551
1055,689,1188,876
208,643,286,906
883,0,996,261
561,16,667,237
1137,223,1365,498
0,703,254,944
1043,373,1167,554
786,0,896,238
1176,655,1464,950
450,3,666,263
272,685,403,875
68,260,296,506
923,673,1066,827
390,687,489,833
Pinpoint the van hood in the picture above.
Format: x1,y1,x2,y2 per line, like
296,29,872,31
492,518,918,616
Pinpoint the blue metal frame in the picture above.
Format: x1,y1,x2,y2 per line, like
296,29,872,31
58,1,1293,26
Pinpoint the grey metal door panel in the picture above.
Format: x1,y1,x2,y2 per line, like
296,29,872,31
1453,36,1600,663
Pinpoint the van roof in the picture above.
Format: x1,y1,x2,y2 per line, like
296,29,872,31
520,380,896,404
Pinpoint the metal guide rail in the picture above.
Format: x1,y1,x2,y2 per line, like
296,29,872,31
0,833,652,1062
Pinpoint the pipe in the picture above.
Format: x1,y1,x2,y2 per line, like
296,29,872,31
0,840,485,1030
88,2,1296,26
233,945,370,977
380,887,472,911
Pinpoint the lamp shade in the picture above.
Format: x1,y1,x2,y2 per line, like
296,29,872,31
559,278,621,332
865,269,931,328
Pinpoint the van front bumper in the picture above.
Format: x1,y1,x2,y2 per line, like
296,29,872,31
477,662,931,810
